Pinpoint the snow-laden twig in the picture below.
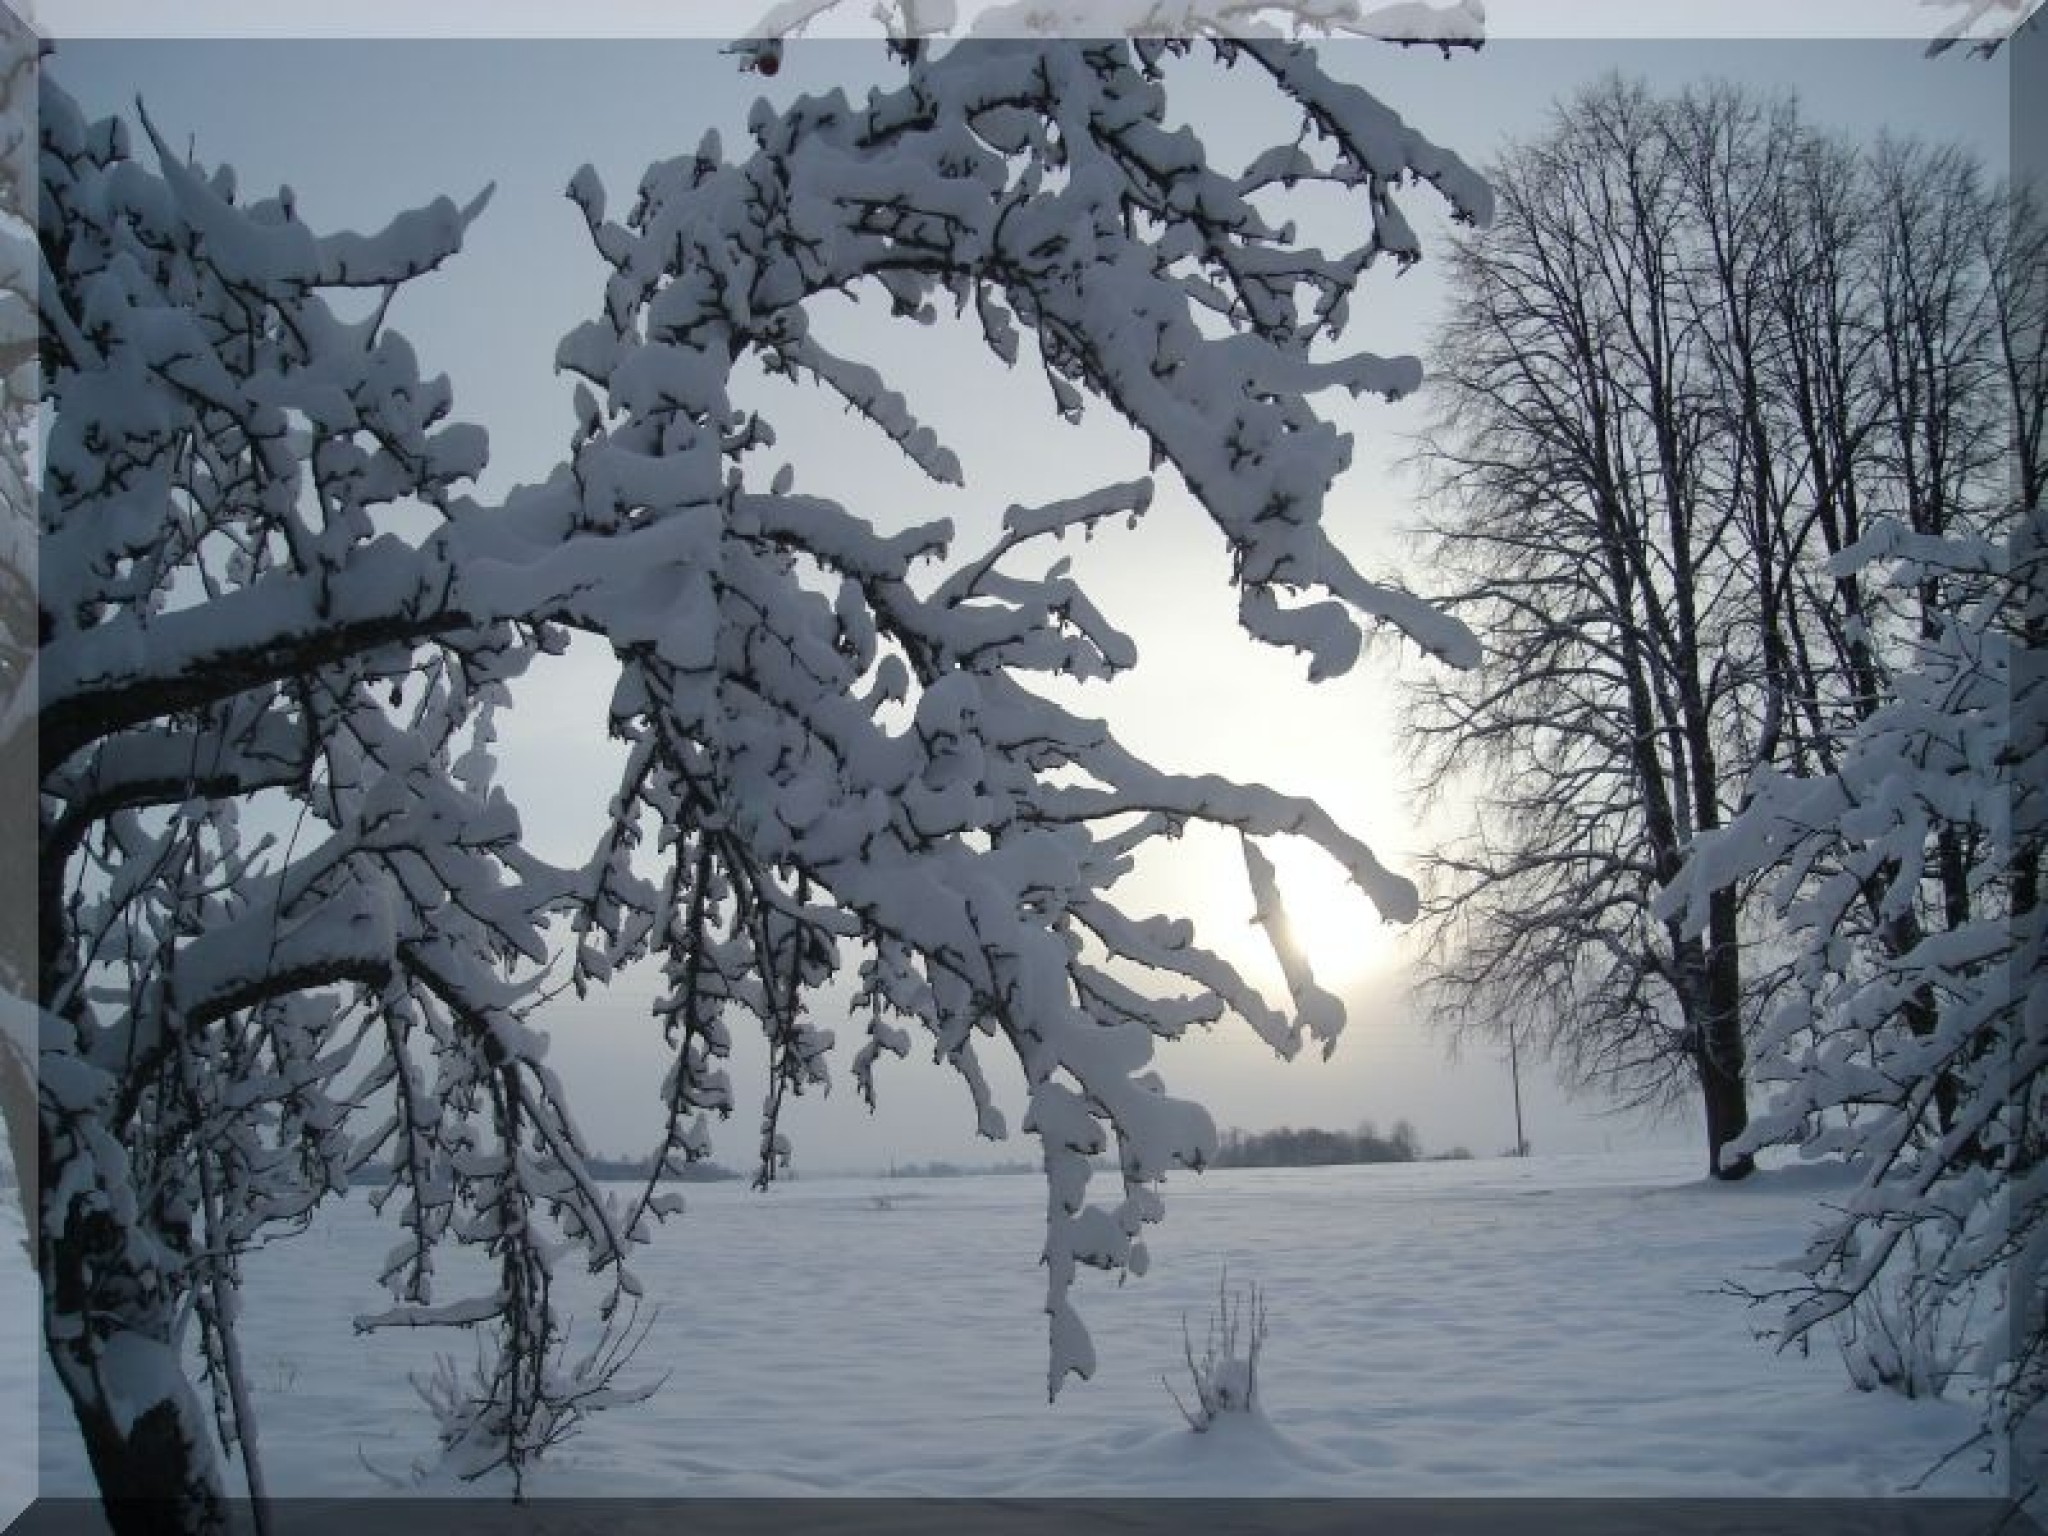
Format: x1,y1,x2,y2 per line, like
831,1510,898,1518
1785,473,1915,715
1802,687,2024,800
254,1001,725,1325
1165,1267,1268,1430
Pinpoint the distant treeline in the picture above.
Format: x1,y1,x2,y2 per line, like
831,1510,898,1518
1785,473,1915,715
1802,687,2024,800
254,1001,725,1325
1213,1121,1437,1168
348,1157,741,1187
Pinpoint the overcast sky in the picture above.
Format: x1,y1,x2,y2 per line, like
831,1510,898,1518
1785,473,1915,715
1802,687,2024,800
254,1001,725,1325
42,17,2022,1174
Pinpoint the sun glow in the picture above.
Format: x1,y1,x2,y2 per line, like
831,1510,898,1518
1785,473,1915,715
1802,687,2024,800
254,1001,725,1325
1230,836,1402,996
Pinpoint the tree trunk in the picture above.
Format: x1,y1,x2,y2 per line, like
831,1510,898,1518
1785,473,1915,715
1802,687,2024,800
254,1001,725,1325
44,1312,229,1536
41,1109,229,1536
1698,1042,1755,1181
1702,889,1753,1179
58,1361,229,1536
1677,891,1753,1181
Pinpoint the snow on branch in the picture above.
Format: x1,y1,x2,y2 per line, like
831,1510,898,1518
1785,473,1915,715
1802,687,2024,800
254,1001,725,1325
26,30,1485,1512
1660,514,2042,1469
532,34,1483,1397
741,0,1485,45
1923,0,2039,57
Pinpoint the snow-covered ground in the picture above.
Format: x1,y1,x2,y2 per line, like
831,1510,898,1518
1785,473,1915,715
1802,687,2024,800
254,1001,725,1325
12,1151,2009,1502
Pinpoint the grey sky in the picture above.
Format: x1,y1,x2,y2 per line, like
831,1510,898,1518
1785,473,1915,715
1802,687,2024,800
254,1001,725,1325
42,25,2019,1173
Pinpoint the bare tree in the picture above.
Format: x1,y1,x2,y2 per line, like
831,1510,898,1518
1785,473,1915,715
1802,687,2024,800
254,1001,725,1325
1405,76,2026,1183
1405,78,1764,1178
1401,57,2041,1481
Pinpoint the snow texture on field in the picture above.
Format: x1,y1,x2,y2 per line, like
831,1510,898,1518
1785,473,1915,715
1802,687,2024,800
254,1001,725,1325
19,1151,2003,1501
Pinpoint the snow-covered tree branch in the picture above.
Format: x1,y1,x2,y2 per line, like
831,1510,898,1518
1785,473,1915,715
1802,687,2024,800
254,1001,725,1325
18,29,1483,1533
1657,184,2047,1482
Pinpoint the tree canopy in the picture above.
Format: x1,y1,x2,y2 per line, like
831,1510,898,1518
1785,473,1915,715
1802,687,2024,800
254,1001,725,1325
6,21,1487,1531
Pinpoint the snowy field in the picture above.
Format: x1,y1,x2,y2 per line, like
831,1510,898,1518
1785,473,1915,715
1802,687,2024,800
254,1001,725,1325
9,1151,2011,1504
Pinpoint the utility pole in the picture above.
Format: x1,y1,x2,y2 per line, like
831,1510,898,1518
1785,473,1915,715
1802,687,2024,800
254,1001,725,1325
1508,1016,1527,1158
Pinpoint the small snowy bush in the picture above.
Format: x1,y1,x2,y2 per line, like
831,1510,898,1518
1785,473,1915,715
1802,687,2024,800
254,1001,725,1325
1833,1232,1982,1402
412,1305,664,1488
1167,1268,1268,1430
